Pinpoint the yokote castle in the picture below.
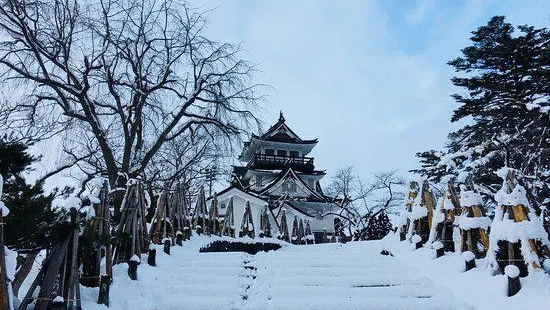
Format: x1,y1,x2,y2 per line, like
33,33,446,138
209,112,339,242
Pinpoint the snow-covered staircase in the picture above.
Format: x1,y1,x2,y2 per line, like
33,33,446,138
82,238,470,310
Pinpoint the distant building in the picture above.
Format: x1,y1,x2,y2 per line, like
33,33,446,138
209,112,339,242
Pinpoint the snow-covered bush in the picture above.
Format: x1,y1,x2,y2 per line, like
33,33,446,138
487,169,550,277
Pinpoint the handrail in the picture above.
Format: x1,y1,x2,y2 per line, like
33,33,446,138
248,153,315,170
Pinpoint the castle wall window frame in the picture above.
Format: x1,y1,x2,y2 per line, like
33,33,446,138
289,150,299,157
264,148,275,156
277,149,287,157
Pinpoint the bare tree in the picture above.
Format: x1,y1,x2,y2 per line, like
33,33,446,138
368,170,405,215
325,166,373,234
0,0,263,192
326,166,405,237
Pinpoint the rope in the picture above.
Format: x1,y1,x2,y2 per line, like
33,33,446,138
21,297,82,302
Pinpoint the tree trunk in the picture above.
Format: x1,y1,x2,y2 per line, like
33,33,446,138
12,250,40,298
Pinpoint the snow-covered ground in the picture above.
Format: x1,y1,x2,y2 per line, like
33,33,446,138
72,234,550,310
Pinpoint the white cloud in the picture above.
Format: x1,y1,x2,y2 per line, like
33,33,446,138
406,0,435,24
189,0,550,181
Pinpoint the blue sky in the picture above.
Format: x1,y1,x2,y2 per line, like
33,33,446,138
192,0,549,182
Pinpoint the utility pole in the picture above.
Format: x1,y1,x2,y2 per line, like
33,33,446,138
203,165,218,197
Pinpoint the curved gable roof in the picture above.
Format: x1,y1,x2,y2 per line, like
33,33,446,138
259,167,325,200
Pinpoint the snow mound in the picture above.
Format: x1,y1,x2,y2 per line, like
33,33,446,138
130,254,141,262
411,234,422,244
432,241,444,250
462,251,475,261
504,265,520,278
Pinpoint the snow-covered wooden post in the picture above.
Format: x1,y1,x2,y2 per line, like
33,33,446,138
170,183,189,244
406,180,433,244
113,182,150,269
26,207,83,310
81,180,111,288
487,169,550,277
298,218,305,245
239,201,255,238
323,228,328,244
505,265,521,296
457,185,490,259
412,234,422,250
208,194,221,236
305,220,314,244
259,205,272,238
151,188,174,245
194,187,208,235
221,197,235,237
463,251,476,271
291,215,299,244
127,255,140,281
178,184,192,241
399,181,418,241
277,208,290,242
430,182,460,252
433,241,444,258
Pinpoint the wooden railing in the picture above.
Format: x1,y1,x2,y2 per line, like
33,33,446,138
248,154,315,171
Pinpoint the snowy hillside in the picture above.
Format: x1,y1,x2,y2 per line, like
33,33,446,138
70,234,550,310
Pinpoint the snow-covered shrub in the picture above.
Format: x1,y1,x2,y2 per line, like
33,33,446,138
487,169,550,277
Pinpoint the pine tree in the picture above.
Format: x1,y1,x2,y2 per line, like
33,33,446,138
413,16,550,211
0,139,66,250
364,210,392,240
0,139,67,296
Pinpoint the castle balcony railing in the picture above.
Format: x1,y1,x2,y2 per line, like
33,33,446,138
248,154,314,172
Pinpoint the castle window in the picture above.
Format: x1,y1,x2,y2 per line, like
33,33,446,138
264,148,274,156
277,149,287,157
220,203,226,209
289,150,299,157
256,175,263,187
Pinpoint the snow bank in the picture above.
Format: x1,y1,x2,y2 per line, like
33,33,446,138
384,235,550,309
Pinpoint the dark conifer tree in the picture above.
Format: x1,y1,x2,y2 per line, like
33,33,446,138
0,138,67,295
413,16,550,211
363,210,392,241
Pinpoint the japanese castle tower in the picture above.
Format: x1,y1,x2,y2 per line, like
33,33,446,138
210,112,338,242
